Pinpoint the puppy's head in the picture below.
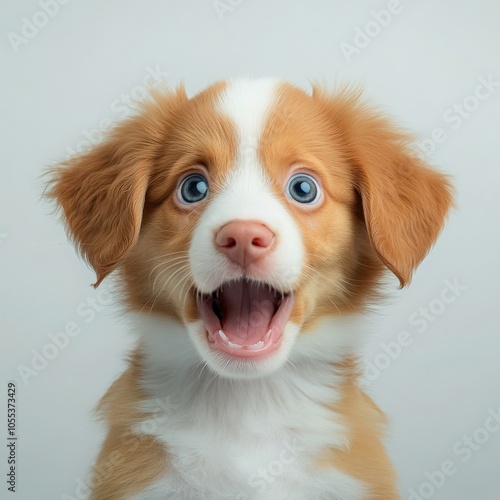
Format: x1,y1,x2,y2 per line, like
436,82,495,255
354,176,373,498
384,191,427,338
49,79,452,379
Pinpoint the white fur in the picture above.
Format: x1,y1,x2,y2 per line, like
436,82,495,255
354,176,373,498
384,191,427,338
189,78,304,294
129,313,368,500
188,78,306,378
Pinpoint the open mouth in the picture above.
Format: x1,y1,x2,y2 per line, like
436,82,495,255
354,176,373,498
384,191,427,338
196,279,295,358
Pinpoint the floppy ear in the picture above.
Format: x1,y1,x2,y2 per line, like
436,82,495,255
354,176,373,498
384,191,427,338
47,87,187,286
48,143,149,287
314,87,453,287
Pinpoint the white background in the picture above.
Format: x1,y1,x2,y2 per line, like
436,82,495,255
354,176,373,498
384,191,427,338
1,1,499,499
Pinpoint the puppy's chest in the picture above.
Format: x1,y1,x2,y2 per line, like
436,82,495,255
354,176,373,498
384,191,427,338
142,426,315,499
132,378,366,500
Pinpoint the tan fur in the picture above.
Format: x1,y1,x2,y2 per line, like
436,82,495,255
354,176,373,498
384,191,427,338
328,385,400,500
90,352,168,499
312,85,454,287
318,359,399,499
261,83,386,331
48,80,453,499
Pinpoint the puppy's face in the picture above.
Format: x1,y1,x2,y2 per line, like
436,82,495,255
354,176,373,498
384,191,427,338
50,79,452,379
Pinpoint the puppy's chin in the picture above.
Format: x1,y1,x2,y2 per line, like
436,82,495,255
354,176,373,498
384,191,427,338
185,320,301,379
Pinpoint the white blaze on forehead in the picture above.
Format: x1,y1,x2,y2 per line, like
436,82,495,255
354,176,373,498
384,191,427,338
214,78,280,212
189,78,304,293
216,77,279,152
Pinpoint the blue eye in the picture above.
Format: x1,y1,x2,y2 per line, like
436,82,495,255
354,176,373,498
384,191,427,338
286,174,320,204
178,174,209,204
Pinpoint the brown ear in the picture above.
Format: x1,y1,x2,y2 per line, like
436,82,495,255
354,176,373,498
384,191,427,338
49,147,149,287
314,87,453,287
47,87,187,286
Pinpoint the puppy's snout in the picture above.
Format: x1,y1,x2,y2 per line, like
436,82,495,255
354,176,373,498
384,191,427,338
215,221,275,268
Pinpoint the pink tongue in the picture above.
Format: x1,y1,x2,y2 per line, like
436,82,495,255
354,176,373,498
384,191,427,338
220,280,276,345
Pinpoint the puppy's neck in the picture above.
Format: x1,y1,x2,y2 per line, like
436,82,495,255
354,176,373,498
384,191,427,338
131,312,363,415
131,313,359,456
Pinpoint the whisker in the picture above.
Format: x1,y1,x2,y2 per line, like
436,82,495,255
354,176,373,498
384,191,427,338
151,259,190,294
139,262,192,315
148,257,190,283
301,264,353,316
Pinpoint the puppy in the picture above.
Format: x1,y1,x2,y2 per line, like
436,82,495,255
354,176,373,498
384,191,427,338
49,79,452,499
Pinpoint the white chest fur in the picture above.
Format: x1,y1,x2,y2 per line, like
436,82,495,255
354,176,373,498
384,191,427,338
130,315,367,500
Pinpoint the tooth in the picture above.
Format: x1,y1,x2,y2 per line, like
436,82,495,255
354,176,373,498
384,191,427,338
264,329,272,342
218,330,229,344
227,341,243,350
247,341,264,350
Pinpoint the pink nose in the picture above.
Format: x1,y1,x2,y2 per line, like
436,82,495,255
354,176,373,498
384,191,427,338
215,221,275,268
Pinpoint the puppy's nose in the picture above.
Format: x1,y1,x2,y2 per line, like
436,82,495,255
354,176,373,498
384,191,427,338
215,221,275,267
